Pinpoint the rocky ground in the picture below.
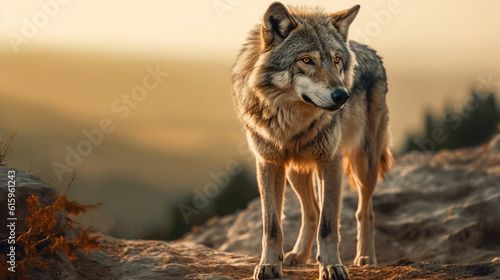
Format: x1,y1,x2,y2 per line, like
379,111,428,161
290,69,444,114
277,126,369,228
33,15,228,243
2,135,500,279
73,236,500,280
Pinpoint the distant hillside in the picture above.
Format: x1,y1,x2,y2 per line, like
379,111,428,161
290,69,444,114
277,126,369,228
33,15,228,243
0,93,250,239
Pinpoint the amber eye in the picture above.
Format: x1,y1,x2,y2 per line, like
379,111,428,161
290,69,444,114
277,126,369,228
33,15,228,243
301,57,314,65
334,56,341,64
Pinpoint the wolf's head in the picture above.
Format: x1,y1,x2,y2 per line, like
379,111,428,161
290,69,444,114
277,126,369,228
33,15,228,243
250,2,359,112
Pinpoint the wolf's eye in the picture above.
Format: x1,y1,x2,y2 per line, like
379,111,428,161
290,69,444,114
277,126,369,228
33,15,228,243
334,56,341,64
301,57,315,65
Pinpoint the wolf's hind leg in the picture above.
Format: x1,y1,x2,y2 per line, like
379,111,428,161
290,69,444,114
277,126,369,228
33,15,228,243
349,151,378,266
284,169,319,266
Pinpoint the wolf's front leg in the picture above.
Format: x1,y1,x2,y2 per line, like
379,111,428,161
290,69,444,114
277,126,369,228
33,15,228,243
254,160,287,280
316,154,348,280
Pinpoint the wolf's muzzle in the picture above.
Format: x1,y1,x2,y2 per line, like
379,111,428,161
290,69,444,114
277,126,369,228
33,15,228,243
332,89,349,106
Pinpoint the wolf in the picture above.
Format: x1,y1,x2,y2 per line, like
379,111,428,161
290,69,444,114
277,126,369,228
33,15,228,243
231,2,393,280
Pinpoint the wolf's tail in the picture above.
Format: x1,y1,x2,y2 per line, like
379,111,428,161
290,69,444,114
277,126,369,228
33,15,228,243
378,147,394,179
342,145,394,190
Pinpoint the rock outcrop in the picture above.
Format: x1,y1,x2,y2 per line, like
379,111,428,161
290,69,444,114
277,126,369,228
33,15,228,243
0,166,58,238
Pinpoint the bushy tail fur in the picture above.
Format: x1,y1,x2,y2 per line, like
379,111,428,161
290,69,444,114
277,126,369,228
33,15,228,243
342,156,357,190
342,146,394,190
378,147,394,179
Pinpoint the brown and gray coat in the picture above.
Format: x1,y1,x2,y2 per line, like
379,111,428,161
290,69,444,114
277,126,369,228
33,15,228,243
232,2,393,280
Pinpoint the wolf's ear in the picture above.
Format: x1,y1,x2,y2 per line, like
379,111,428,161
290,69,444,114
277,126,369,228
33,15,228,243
331,5,360,40
261,2,297,46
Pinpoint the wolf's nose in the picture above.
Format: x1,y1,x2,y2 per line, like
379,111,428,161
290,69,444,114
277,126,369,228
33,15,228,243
332,89,349,105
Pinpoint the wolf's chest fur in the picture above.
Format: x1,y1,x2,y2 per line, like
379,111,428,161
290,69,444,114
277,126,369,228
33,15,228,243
243,99,343,167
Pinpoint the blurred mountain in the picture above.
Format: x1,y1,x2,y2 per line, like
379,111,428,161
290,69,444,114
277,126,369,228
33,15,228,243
0,93,252,239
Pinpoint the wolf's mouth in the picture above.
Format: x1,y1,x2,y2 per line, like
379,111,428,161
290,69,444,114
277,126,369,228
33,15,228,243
323,104,342,112
301,94,315,105
302,94,342,112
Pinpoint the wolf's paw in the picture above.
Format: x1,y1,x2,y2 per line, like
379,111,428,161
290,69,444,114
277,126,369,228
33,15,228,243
353,256,375,266
284,251,308,266
319,264,348,280
253,263,282,280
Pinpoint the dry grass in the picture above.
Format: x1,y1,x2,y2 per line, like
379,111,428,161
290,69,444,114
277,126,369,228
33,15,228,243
0,193,101,279
28,152,55,186
0,131,17,165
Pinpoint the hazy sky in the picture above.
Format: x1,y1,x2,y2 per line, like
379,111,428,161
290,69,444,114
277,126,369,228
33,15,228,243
1,0,500,57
